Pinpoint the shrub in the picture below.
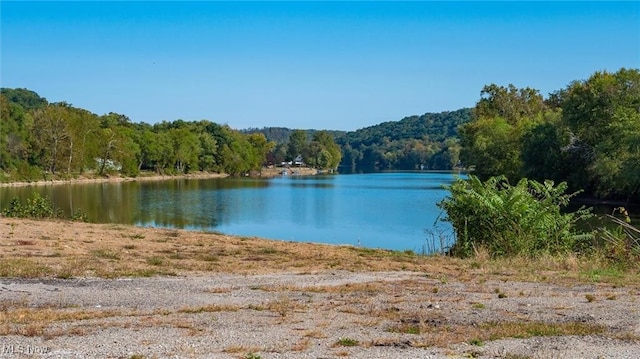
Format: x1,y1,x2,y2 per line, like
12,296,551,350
1,192,88,221
438,175,593,258
2,192,59,219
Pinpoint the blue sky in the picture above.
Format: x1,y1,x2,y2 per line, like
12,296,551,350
2,1,639,131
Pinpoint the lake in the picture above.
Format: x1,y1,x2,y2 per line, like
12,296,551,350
0,172,458,252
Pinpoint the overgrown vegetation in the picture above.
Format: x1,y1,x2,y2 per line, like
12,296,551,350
597,207,640,268
438,175,640,269
438,175,593,258
1,192,87,221
2,192,59,219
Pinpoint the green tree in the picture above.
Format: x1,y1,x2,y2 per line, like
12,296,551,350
32,104,73,174
459,117,524,181
460,84,548,181
170,127,200,173
474,84,546,124
311,131,342,170
560,68,640,199
287,130,307,162
247,132,275,168
0,94,33,171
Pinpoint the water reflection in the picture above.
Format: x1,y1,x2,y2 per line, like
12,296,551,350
1,173,455,251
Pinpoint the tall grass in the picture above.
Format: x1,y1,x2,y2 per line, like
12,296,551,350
597,208,640,268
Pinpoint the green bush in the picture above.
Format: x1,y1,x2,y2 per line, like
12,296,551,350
2,192,60,219
438,175,593,258
2,192,88,222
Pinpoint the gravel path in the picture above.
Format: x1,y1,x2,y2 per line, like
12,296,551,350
1,271,639,358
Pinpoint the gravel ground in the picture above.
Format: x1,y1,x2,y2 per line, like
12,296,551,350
1,271,639,359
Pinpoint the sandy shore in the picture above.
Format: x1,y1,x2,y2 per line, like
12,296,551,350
0,218,639,358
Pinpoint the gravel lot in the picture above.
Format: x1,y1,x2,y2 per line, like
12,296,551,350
1,271,639,359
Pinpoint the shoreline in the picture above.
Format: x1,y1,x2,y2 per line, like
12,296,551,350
0,167,320,187
0,171,229,188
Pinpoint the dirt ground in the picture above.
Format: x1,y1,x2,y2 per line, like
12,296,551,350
1,218,639,358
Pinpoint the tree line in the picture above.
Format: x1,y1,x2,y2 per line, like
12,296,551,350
246,108,472,172
459,68,640,202
0,88,342,180
3,67,637,203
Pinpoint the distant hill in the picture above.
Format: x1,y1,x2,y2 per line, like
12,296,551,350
241,127,346,144
244,108,472,171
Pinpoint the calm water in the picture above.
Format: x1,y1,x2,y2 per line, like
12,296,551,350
0,172,458,252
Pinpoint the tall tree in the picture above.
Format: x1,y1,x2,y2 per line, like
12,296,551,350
561,68,640,199
287,130,307,162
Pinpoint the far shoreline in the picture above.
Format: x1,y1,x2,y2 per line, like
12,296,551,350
0,171,230,188
0,167,320,188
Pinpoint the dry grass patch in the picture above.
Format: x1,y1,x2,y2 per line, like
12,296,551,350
222,345,261,354
263,295,307,317
2,218,639,287
177,304,241,314
0,218,454,278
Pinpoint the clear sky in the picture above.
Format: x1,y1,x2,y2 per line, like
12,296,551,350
1,1,639,131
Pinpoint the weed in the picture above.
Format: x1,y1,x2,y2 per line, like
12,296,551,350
197,254,218,262
146,257,164,266
91,249,120,260
388,324,421,335
585,294,596,303
468,338,484,346
335,337,359,347
504,354,532,359
472,303,486,309
71,209,89,222
258,247,279,255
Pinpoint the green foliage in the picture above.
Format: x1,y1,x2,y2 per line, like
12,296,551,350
335,337,360,347
438,175,594,258
2,192,60,219
337,108,472,171
71,209,89,222
0,88,48,111
460,68,640,202
560,68,640,199
0,88,282,179
1,192,90,221
459,116,524,181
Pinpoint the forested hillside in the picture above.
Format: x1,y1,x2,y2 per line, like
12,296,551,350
245,109,472,172
337,109,472,171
